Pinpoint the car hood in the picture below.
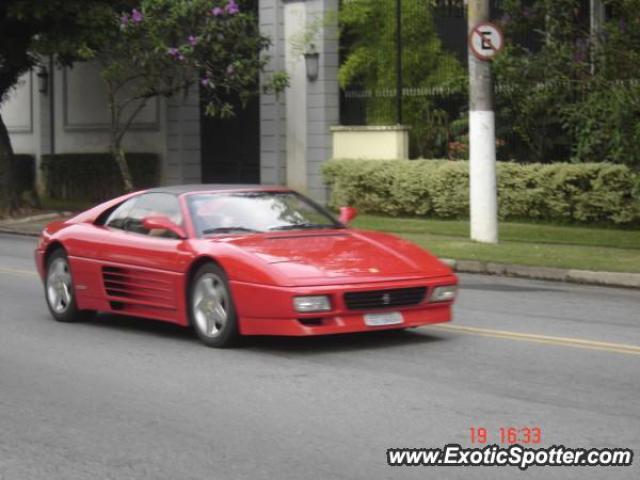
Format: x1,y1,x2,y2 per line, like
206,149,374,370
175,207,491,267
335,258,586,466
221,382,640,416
224,229,452,285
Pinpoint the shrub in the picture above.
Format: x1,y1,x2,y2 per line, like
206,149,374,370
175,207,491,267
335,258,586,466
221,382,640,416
41,153,160,202
322,159,640,226
14,154,36,194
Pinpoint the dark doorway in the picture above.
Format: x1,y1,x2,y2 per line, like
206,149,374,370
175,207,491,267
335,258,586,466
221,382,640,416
200,93,260,184
199,0,260,184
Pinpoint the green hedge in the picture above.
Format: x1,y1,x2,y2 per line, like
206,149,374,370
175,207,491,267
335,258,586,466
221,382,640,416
14,154,36,194
323,159,640,226
41,153,160,202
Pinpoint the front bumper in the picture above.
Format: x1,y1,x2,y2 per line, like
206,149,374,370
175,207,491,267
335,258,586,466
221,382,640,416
231,276,456,336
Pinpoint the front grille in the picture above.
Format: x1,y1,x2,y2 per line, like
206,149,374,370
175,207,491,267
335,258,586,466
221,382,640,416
344,287,427,310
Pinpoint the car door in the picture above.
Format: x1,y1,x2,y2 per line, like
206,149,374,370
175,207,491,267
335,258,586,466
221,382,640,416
95,193,193,320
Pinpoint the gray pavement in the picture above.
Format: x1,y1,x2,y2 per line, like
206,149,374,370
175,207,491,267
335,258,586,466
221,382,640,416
0,233,638,480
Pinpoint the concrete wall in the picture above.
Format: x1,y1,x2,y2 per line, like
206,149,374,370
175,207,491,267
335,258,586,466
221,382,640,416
331,125,410,160
1,72,38,155
57,62,163,154
1,61,201,188
165,85,202,185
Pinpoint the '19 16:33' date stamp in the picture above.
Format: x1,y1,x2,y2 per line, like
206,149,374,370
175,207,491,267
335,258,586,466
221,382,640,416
470,426,542,445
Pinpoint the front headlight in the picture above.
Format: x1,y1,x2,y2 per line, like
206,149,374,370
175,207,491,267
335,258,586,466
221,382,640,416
293,295,331,312
429,285,457,302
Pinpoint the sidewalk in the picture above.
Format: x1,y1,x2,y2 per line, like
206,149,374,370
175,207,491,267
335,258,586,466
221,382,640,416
1,212,638,289
0,212,73,237
440,259,640,289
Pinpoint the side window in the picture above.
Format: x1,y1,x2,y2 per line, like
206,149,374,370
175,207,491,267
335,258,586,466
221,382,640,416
127,193,183,238
104,197,138,230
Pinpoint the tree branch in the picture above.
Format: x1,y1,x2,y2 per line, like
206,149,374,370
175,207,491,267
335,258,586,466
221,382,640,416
115,99,147,145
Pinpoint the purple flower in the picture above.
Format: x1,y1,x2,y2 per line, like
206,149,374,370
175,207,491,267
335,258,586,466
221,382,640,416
225,0,240,15
131,8,143,23
619,19,627,32
211,7,223,16
201,75,212,87
167,47,179,57
188,35,198,46
226,64,235,76
120,13,129,27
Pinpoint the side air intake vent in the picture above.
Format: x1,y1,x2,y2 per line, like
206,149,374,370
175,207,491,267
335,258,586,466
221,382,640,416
102,266,175,310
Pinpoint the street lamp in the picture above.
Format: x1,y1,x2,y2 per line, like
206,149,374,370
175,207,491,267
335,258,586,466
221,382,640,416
304,44,319,82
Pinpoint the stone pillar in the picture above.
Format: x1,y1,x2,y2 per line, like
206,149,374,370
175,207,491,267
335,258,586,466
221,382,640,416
259,0,287,185
305,0,339,203
260,0,339,203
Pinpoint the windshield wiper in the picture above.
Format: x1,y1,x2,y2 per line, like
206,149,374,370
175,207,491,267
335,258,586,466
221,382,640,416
202,226,259,235
268,223,341,231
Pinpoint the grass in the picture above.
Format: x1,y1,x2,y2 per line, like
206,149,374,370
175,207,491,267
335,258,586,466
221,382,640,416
352,215,640,273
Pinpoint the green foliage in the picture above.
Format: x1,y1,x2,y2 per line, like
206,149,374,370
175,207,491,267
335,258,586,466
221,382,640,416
94,0,283,125
1,0,117,96
323,159,640,225
41,153,160,202
562,82,640,165
1,0,122,212
338,0,464,158
491,0,640,166
288,9,338,58
80,0,287,191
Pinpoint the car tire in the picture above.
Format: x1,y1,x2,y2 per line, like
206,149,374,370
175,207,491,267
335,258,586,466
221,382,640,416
45,249,94,323
189,262,240,348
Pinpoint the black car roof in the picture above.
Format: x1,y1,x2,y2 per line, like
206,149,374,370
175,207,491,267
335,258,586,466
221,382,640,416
145,184,291,195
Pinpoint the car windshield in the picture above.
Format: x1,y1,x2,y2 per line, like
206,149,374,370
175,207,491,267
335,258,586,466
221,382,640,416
187,191,343,237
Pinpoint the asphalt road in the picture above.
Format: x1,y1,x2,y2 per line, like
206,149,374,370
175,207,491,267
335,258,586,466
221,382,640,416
0,233,638,480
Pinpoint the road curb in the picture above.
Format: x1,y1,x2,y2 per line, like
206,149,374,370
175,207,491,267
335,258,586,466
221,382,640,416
0,212,72,238
0,228,40,237
0,212,61,225
443,258,640,289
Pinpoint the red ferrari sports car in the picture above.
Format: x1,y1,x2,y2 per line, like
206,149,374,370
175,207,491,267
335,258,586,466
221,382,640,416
35,185,457,347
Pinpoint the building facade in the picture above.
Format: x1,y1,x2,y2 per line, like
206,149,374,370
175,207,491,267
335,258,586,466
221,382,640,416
1,0,339,203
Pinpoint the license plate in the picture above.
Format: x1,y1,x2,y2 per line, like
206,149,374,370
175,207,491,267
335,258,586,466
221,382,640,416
363,312,404,327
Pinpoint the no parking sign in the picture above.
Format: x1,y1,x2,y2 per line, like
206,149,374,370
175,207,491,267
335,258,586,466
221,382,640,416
468,22,504,61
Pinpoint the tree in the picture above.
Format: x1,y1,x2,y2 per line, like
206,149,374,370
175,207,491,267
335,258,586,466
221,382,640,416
493,0,640,165
338,0,464,158
88,0,287,191
0,0,126,215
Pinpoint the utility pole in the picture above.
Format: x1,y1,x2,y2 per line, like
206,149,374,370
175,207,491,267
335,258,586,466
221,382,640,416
467,0,498,243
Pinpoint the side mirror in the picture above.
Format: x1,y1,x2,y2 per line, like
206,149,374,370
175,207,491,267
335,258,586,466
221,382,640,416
338,206,358,225
142,216,187,239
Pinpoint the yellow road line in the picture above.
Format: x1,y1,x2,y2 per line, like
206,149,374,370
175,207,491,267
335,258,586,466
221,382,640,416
429,324,640,356
0,267,38,277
